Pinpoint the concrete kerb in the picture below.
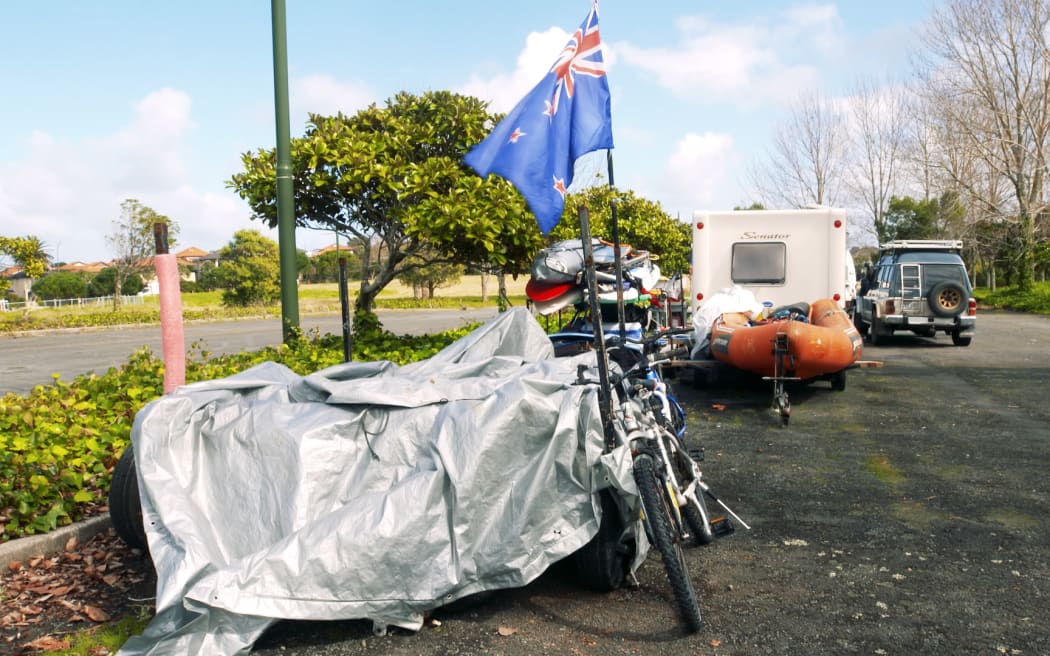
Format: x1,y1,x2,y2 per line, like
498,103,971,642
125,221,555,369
1,514,112,567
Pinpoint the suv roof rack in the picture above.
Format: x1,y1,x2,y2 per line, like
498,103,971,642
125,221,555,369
879,239,963,253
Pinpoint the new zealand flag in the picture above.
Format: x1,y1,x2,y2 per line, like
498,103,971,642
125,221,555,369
464,1,613,234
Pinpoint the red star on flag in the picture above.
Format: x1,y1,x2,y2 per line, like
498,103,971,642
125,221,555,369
508,127,527,143
552,176,567,198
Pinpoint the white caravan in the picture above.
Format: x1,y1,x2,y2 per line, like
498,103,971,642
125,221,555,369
690,207,855,316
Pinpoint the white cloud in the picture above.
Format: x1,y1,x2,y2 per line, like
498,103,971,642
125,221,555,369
614,7,847,106
0,88,262,262
659,131,736,214
457,27,572,112
293,74,376,118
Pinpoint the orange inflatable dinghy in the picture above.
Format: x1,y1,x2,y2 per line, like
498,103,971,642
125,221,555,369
709,298,862,381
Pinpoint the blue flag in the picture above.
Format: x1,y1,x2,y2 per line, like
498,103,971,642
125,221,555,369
464,1,613,235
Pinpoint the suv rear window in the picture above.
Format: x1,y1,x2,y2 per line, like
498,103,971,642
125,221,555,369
921,263,969,293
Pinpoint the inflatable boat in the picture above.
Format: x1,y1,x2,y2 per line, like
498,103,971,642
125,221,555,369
709,298,863,384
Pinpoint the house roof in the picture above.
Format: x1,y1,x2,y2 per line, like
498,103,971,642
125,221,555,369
310,244,355,257
55,261,111,274
175,246,209,259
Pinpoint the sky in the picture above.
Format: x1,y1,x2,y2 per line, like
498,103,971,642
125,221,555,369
0,1,934,265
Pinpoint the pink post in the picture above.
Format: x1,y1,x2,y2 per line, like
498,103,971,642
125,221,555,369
153,224,185,392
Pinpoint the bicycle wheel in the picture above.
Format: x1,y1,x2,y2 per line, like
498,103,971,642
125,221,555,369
666,438,714,546
633,452,703,632
681,490,715,546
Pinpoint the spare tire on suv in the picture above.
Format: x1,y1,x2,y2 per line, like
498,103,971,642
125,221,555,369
928,280,967,318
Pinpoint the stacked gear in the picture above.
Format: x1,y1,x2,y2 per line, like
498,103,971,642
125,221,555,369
525,239,665,334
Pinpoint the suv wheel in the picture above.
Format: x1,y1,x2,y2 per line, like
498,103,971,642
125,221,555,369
853,309,868,336
928,281,967,318
951,331,972,347
868,312,884,345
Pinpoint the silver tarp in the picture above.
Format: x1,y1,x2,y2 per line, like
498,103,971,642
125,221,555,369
118,308,639,655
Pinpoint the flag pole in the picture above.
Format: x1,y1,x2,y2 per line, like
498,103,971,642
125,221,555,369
578,205,616,448
607,150,626,342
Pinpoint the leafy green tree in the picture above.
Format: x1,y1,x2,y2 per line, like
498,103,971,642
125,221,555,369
31,272,87,301
228,91,542,324
883,192,967,242
549,185,692,273
398,255,464,299
87,267,144,297
107,199,178,310
0,235,49,297
305,249,361,283
216,230,281,306
883,196,936,241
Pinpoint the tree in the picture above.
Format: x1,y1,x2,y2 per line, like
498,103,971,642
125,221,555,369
917,0,1050,290
87,267,144,297
31,272,87,301
303,249,362,283
398,256,464,299
848,78,909,243
216,230,281,307
228,91,543,324
107,199,178,310
0,236,49,297
749,91,850,208
548,184,692,273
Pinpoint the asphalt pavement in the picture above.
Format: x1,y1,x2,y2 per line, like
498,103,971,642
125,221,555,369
0,308,498,396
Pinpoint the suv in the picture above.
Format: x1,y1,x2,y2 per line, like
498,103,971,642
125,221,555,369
854,240,976,346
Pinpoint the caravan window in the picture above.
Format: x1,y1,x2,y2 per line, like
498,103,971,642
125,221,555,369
731,242,786,284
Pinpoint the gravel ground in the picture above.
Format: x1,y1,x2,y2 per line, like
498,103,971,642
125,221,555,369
9,311,1045,655
248,311,1050,655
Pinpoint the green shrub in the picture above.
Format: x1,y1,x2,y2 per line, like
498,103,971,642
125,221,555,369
0,324,472,542
974,281,1050,314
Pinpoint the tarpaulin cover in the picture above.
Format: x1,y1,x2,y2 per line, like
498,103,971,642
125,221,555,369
118,309,638,655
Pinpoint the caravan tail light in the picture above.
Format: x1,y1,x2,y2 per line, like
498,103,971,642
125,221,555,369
834,220,842,228
833,293,841,302
696,292,704,301
696,222,705,230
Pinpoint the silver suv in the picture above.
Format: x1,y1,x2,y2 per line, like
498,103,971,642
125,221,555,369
854,240,976,346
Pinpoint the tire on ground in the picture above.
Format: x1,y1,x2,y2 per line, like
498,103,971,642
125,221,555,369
574,491,630,591
109,445,147,551
633,453,703,632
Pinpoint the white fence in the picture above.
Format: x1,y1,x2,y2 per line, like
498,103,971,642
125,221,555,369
1,294,146,312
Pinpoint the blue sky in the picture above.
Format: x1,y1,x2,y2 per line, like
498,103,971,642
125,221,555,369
1,1,933,264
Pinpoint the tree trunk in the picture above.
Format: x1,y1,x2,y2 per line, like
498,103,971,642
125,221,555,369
480,269,490,302
497,271,508,312
113,275,123,311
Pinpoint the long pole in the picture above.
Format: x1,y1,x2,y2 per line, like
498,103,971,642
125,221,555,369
272,0,300,343
607,150,625,341
579,206,615,448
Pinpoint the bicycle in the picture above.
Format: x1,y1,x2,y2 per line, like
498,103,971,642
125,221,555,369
558,325,748,633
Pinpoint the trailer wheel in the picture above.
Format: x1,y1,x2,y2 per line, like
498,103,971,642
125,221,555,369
830,370,847,391
109,445,147,551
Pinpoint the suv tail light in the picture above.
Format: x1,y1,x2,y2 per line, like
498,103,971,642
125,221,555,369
968,299,977,316
884,300,896,314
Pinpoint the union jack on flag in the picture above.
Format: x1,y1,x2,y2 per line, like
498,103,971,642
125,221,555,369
464,1,613,235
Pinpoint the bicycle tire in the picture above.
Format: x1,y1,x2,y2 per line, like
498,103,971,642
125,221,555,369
665,437,714,546
633,453,703,632
681,492,715,546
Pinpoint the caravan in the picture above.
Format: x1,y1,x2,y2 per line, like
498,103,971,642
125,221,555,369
690,207,855,316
